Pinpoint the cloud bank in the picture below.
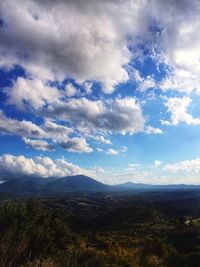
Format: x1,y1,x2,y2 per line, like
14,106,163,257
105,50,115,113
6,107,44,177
0,154,92,178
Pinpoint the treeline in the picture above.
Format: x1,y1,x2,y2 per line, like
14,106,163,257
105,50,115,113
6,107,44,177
1,199,200,266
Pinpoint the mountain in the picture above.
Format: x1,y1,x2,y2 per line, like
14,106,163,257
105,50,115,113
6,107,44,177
0,179,45,197
116,182,200,191
1,176,200,198
0,175,112,197
45,175,111,194
115,182,154,190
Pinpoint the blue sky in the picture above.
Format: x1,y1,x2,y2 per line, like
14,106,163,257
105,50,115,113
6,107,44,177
0,0,200,184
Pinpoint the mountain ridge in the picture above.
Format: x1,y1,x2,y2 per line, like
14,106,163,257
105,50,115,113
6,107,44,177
1,175,200,198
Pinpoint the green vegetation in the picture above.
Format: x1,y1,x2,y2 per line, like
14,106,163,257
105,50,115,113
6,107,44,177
1,192,200,266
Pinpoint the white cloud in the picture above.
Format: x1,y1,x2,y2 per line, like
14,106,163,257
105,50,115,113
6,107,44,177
130,68,156,92
23,137,54,152
0,110,46,138
154,160,162,167
0,0,150,93
0,110,73,141
105,146,127,155
0,110,96,153
153,0,200,94
145,125,163,134
0,154,111,182
0,154,93,178
45,96,147,135
43,120,73,141
1,0,200,95
1,98,159,155
162,158,200,184
106,148,119,155
159,69,200,94
7,77,61,110
126,163,140,171
128,163,140,169
101,146,128,155
59,137,93,153
65,83,77,97
163,97,200,125
6,76,153,135
164,158,200,175
91,135,112,145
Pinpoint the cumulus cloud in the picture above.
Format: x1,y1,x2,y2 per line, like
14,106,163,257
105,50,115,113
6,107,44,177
0,0,151,93
164,158,200,175
91,135,112,145
126,163,140,171
130,68,156,92
23,137,54,151
43,120,73,141
0,154,93,178
0,110,46,138
152,0,200,94
98,146,127,155
162,97,200,125
154,160,162,167
1,98,159,155
6,75,159,136
59,137,93,153
145,125,163,134
127,0,200,95
159,69,200,94
106,148,119,155
65,83,77,97
0,110,74,141
46,97,147,135
0,110,96,153
0,94,161,155
7,77,61,110
1,0,200,95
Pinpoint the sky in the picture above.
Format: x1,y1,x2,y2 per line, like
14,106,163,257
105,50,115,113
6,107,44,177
0,0,200,184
